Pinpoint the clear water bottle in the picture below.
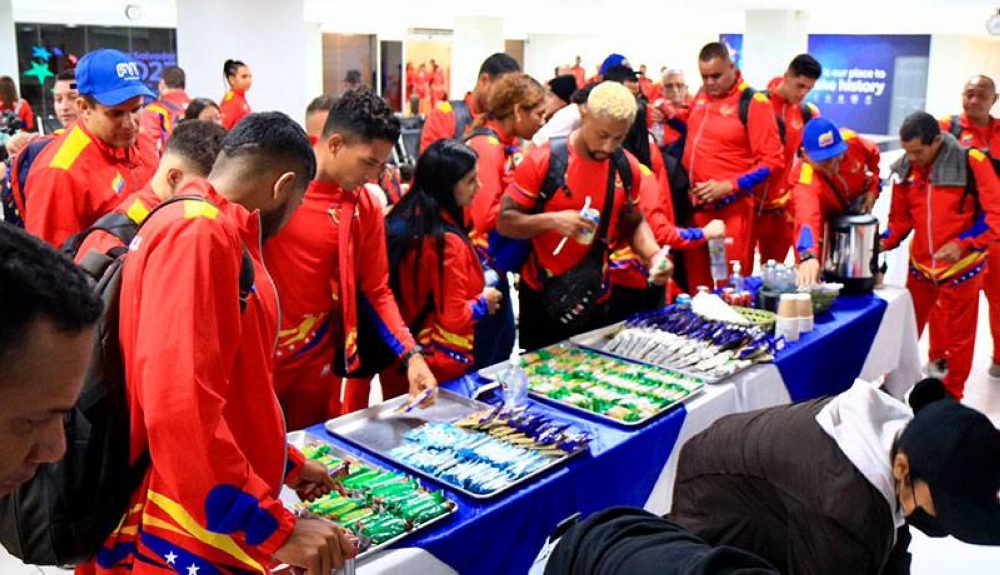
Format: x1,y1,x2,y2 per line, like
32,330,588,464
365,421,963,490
708,238,728,283
484,269,500,288
729,261,744,292
763,259,778,291
500,354,529,409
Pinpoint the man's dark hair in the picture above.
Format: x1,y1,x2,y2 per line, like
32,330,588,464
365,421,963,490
219,111,317,181
164,120,227,176
0,223,102,376
161,66,186,89
900,111,942,145
604,65,638,85
478,53,520,79
322,87,400,144
698,42,731,63
571,83,597,105
56,69,75,82
788,54,822,80
344,69,362,85
306,94,336,118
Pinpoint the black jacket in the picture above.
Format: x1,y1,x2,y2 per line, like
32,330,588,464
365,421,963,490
669,398,912,575
544,507,779,575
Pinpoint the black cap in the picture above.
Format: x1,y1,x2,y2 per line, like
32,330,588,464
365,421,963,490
548,75,577,105
898,399,1000,545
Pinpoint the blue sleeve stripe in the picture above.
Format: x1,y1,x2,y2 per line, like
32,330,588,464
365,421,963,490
471,297,488,321
736,167,771,191
797,225,816,254
205,485,279,546
360,295,408,356
679,227,705,241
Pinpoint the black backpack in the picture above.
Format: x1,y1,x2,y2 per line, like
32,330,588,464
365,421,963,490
740,88,815,145
948,115,964,139
450,100,474,141
0,195,255,565
1,136,56,228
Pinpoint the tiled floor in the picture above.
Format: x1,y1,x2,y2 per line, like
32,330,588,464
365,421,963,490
3,293,1000,573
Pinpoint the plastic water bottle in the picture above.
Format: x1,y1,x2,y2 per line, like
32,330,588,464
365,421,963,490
729,261,744,292
484,269,500,288
500,351,529,409
763,259,778,291
708,238,728,283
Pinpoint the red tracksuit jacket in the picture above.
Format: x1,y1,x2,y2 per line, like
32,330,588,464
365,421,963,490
265,180,417,394
682,74,785,209
24,120,158,247
791,129,881,259
220,89,251,131
140,91,191,154
91,179,305,573
756,77,821,212
883,141,1000,284
465,120,522,237
419,93,480,151
389,214,489,381
941,114,1000,157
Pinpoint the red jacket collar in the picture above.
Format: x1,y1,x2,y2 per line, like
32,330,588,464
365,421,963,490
483,119,516,146
766,77,786,102
959,113,998,130
465,92,480,116
163,91,191,107
703,71,748,102
71,119,140,164
182,178,261,245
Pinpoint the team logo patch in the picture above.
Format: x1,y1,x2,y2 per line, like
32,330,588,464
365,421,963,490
818,130,835,148
115,61,141,81
720,104,735,116
111,173,125,195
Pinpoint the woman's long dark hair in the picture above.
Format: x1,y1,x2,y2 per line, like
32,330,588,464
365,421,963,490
385,139,479,301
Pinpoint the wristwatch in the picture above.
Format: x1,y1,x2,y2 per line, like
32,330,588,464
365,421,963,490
401,345,425,368
799,252,817,262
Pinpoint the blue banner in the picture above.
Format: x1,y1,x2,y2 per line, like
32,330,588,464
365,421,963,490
719,34,744,70
806,35,930,135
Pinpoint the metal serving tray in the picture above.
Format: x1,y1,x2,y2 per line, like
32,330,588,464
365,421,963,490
324,389,588,500
478,342,706,428
284,431,457,561
571,323,729,384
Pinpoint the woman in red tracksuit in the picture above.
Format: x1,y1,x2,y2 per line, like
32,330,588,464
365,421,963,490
220,59,252,130
381,139,502,392
464,72,547,367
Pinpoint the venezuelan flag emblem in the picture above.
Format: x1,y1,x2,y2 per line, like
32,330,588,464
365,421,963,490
112,173,125,195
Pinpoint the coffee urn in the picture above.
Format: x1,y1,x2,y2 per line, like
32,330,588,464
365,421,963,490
821,214,881,294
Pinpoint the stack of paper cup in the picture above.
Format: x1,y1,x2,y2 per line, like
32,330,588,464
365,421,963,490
776,294,800,342
795,293,814,333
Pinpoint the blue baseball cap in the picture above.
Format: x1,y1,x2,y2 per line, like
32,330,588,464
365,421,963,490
802,117,848,162
76,49,156,107
599,54,629,76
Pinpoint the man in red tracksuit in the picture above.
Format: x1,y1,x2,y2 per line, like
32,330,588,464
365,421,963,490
24,49,158,248
791,118,881,286
939,74,1000,377
140,66,192,155
499,82,674,350
89,113,354,574
418,53,520,150
683,42,785,287
751,54,822,264
881,112,1000,399
70,120,226,262
265,88,436,428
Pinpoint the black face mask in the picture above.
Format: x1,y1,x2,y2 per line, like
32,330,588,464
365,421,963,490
906,506,948,537
901,476,948,538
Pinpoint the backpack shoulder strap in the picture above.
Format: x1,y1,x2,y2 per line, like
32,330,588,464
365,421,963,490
738,87,756,129
463,127,500,144
949,115,964,139
62,211,139,259
962,148,982,216
451,100,473,140
540,136,570,211
801,102,815,123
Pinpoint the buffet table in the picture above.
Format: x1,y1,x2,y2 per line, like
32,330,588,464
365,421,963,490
300,288,921,574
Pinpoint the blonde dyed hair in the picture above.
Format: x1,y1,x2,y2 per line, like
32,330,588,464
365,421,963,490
585,81,637,123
